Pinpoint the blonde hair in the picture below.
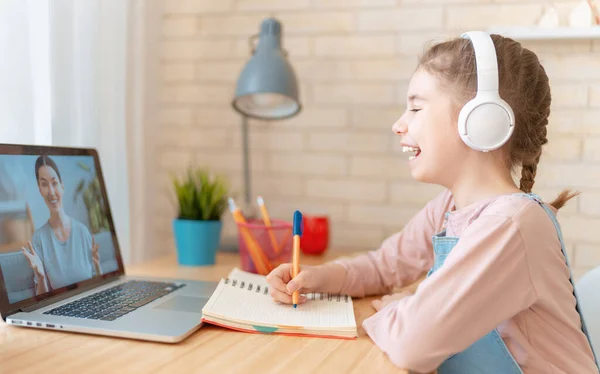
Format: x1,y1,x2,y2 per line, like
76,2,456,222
417,34,577,210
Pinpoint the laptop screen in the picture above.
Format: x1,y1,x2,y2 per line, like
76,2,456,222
0,147,122,308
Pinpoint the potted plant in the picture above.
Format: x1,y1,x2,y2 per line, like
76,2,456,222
74,161,110,234
171,167,229,266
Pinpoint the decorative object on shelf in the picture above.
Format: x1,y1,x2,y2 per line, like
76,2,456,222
588,0,600,24
171,168,229,266
569,0,599,27
231,18,301,219
537,4,560,28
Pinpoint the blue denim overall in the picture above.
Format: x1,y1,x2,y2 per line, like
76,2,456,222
427,193,598,374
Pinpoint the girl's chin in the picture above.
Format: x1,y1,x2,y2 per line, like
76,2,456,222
409,163,437,184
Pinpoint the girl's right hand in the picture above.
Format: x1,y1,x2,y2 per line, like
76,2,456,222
21,241,46,279
266,263,330,305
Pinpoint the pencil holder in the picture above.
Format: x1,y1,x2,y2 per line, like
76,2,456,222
236,219,293,275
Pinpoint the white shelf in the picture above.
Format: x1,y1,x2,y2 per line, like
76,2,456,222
487,26,600,40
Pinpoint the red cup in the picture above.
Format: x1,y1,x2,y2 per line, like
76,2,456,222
300,215,329,255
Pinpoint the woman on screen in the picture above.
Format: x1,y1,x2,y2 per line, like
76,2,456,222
21,155,100,294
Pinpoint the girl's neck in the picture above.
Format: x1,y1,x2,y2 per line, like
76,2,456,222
447,159,522,211
48,210,70,229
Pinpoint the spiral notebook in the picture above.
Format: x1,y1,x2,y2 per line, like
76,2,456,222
201,268,358,339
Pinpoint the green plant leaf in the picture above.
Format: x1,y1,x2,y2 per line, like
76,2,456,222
78,161,91,172
73,180,85,202
171,167,229,221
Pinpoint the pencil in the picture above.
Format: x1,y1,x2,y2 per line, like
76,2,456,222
228,198,272,275
292,210,303,308
257,196,281,254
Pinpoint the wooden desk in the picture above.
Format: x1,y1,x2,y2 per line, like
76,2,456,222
0,252,418,374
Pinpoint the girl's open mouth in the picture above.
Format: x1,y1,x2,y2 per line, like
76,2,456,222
402,146,421,161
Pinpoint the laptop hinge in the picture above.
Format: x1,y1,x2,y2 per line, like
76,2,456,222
19,275,125,314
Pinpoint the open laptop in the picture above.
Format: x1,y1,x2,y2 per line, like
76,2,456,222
0,143,218,343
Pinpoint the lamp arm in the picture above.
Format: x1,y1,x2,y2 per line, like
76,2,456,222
241,115,252,209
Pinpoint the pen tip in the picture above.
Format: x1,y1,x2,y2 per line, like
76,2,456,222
293,304,297,309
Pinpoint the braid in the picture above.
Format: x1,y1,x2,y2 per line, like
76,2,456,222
519,158,539,193
519,118,548,193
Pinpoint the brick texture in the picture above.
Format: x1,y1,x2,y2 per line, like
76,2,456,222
163,63,195,82
164,0,234,14
358,8,444,32
155,0,600,279
314,35,396,57
306,179,387,202
162,16,197,37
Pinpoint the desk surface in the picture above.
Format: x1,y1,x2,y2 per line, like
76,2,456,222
0,252,416,374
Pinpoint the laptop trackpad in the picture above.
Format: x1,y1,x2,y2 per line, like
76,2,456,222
153,296,208,313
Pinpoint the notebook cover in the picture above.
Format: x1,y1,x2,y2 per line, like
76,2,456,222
201,317,358,340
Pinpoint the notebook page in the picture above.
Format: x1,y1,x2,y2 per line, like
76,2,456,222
203,279,356,330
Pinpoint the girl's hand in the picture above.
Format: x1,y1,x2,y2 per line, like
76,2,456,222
91,237,100,274
266,263,328,305
371,291,412,312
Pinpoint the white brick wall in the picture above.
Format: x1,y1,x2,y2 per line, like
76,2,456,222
269,153,347,176
590,84,600,107
162,16,197,37
163,63,195,82
314,35,396,57
307,132,389,153
313,83,397,104
155,0,600,280
164,0,234,14
306,179,387,202
274,12,355,34
445,4,543,30
162,40,232,60
357,8,444,31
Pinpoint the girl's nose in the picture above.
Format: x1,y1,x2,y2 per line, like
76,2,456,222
392,115,407,134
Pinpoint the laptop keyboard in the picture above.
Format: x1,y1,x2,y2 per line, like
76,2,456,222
43,280,184,321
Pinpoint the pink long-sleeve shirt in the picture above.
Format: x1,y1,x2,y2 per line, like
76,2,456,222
336,190,597,374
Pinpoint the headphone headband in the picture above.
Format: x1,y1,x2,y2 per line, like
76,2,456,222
461,31,499,93
457,31,515,152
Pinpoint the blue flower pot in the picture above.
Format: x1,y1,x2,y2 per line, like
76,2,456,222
173,219,222,266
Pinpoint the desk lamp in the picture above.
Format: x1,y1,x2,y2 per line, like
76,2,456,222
231,18,301,217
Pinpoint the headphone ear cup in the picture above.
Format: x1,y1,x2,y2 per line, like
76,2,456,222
458,98,514,151
457,99,474,148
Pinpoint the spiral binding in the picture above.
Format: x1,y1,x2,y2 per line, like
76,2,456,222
224,278,350,303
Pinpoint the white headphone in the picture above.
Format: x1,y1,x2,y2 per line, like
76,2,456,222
458,31,515,152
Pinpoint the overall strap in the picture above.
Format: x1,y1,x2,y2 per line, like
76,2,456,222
525,192,599,368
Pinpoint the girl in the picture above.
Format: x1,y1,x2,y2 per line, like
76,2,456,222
266,32,598,373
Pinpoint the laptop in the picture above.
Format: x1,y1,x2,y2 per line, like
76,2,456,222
0,143,218,343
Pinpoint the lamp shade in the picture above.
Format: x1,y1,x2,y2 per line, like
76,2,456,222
232,18,301,120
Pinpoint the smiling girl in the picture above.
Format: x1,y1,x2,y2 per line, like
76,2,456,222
21,155,100,294
266,32,598,373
